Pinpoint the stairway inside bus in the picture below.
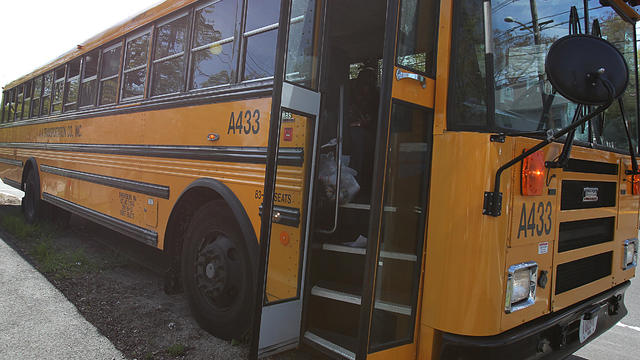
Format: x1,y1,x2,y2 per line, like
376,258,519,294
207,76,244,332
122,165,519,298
301,1,389,358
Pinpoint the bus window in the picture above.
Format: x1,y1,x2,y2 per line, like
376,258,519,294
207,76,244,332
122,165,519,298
65,59,81,111
152,14,189,96
80,50,99,107
122,30,151,100
23,81,32,119
99,43,123,105
42,72,52,115
15,85,23,121
52,66,65,113
31,76,43,117
1,90,11,123
190,0,238,89
447,1,487,130
242,0,280,81
396,0,438,77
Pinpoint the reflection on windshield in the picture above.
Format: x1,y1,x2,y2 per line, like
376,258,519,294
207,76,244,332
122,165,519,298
491,0,637,151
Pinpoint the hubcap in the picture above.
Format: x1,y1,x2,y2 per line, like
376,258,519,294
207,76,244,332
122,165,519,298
194,233,243,309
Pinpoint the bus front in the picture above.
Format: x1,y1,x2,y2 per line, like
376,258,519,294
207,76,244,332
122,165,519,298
423,1,639,358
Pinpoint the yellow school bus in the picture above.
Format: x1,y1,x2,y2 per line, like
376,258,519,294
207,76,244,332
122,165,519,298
1,0,639,359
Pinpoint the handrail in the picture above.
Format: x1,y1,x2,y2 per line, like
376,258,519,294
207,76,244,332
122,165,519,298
317,85,344,234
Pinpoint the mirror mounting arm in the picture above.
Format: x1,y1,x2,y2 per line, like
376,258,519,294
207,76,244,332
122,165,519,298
483,104,610,217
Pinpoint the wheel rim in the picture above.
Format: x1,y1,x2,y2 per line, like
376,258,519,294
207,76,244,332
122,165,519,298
194,231,244,310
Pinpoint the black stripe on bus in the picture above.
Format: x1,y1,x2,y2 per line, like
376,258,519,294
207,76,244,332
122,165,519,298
0,142,304,167
258,204,300,227
40,164,170,199
42,192,158,247
0,157,23,167
2,178,21,190
564,159,618,175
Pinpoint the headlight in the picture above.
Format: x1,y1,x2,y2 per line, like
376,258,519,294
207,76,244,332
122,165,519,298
623,239,638,270
505,262,538,313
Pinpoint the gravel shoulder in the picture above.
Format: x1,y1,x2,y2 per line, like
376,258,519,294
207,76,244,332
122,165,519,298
0,205,249,360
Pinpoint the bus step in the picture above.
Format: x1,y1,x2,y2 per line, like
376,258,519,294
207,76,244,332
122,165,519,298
303,330,356,360
311,283,411,316
321,243,418,262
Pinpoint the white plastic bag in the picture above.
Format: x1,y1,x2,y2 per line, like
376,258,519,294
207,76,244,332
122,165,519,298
318,152,360,204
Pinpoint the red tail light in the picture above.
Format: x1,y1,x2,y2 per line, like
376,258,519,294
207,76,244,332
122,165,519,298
522,150,545,196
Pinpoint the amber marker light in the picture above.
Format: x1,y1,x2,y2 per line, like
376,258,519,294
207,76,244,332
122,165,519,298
522,150,545,196
629,174,640,195
280,231,290,246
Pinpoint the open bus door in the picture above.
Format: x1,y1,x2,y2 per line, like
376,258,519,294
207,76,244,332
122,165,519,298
251,0,323,357
252,0,440,358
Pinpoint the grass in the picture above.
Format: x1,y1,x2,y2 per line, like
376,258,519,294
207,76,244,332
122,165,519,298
0,213,97,279
166,343,187,357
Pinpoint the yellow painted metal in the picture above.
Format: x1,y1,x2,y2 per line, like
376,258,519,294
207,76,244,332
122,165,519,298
391,67,435,108
422,131,512,337
433,0,452,135
265,112,314,302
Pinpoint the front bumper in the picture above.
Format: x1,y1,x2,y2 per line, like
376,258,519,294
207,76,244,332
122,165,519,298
434,281,630,360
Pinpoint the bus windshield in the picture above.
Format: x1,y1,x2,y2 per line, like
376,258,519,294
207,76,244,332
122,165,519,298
449,0,639,152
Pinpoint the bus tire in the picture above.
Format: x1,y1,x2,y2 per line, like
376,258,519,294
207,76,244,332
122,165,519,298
181,200,255,340
22,169,42,224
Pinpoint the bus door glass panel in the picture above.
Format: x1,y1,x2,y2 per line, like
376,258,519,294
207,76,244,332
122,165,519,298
258,0,320,354
362,0,438,354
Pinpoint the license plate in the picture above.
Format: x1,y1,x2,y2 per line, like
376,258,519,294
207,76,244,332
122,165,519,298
579,315,598,343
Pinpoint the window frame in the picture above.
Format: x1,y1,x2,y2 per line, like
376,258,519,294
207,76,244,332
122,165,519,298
15,84,25,121
240,8,279,83
150,10,192,97
1,91,6,123
98,40,125,106
120,27,153,101
64,58,82,112
188,0,240,91
31,75,44,118
51,65,66,114
23,80,33,120
79,49,101,109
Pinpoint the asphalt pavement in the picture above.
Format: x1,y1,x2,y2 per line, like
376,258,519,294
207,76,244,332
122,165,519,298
0,180,124,360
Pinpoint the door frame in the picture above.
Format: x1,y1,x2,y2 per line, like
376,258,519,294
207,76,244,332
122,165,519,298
250,0,324,357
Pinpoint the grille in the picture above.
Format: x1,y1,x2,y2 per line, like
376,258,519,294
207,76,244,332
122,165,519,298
561,181,616,210
564,159,618,175
558,217,615,252
555,252,612,295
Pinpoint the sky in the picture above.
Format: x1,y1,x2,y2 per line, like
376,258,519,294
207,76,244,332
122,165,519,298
0,0,162,88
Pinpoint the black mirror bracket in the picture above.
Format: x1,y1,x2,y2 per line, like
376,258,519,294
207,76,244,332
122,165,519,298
483,106,610,217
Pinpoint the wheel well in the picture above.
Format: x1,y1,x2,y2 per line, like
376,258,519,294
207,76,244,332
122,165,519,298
163,179,259,294
164,186,223,260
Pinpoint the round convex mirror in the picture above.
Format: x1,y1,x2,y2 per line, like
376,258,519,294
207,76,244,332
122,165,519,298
545,34,628,106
